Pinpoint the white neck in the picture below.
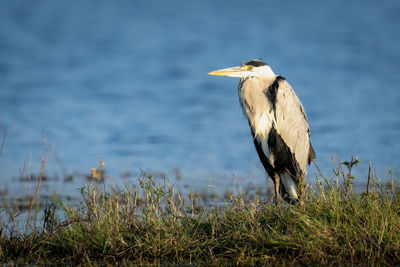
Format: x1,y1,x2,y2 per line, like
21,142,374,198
254,65,275,76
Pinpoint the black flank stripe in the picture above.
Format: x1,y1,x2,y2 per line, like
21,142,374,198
251,130,274,178
267,127,302,178
252,130,291,200
265,76,285,112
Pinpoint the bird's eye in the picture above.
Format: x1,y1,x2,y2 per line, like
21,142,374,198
247,65,254,70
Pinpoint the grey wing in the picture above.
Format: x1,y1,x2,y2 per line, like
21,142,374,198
274,79,313,176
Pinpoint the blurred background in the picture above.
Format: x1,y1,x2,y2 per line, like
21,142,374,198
0,0,399,197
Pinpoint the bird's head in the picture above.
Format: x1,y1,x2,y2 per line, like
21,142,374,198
208,59,275,78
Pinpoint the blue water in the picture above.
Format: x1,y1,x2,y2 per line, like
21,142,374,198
1,0,400,196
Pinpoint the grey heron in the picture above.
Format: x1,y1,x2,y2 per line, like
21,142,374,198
208,60,315,203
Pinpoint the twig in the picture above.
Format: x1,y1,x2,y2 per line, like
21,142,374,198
367,161,372,195
313,160,325,180
345,156,354,196
24,135,54,236
338,159,347,189
0,125,7,156
347,156,354,179
331,155,344,191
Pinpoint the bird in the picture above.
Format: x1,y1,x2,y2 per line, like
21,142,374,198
208,59,315,203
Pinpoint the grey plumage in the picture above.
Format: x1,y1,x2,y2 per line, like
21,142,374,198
209,59,315,203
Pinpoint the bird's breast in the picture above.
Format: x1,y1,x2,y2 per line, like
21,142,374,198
238,77,276,138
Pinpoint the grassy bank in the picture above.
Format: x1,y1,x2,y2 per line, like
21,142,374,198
1,160,400,265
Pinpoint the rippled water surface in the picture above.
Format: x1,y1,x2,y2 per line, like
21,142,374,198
1,0,400,196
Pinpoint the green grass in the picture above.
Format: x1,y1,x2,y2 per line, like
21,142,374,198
1,160,400,265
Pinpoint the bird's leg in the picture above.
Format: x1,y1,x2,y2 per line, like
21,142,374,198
273,172,280,204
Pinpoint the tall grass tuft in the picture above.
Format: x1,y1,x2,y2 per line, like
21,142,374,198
1,160,400,265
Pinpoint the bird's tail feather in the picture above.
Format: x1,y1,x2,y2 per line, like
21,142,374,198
280,171,298,201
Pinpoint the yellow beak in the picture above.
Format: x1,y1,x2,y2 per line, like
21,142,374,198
208,66,244,76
